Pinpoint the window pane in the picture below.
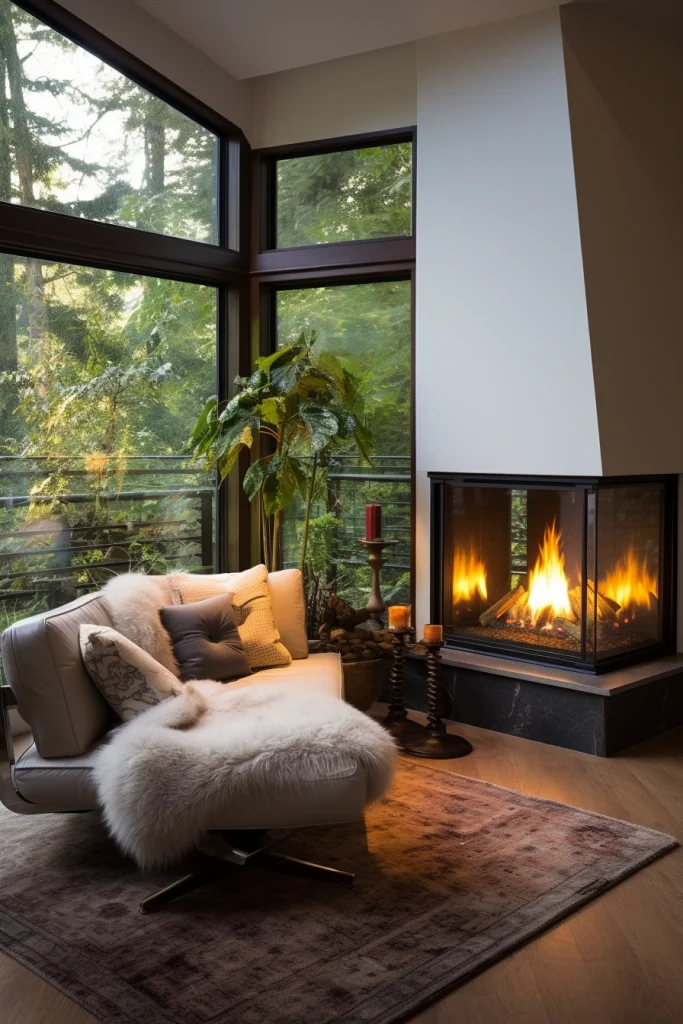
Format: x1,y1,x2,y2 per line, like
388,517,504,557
276,143,412,248
277,281,412,612
0,254,217,627
0,1,218,243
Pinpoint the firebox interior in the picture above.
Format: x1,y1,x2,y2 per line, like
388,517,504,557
430,475,676,673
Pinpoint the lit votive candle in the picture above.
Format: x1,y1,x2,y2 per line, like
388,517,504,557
388,605,411,630
423,624,444,644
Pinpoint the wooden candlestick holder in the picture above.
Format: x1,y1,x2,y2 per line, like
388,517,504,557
402,641,473,760
358,538,398,628
383,627,425,746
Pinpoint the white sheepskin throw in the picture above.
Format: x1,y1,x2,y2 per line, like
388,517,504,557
102,573,179,677
93,681,396,869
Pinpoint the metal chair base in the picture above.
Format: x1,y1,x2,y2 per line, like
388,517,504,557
140,830,355,914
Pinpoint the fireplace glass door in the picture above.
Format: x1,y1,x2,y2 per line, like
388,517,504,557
434,476,674,672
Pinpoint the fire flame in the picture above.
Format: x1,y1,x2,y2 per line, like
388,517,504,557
452,546,488,603
526,521,572,623
602,548,658,613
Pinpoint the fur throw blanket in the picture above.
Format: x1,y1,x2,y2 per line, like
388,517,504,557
93,680,396,869
102,573,179,677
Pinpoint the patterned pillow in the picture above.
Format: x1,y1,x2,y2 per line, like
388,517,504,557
80,624,182,721
167,565,292,670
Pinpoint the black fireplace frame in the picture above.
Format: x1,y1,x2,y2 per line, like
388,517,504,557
429,472,678,674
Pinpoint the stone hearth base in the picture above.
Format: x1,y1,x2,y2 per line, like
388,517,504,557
391,650,683,757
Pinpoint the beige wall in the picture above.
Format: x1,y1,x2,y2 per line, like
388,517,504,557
56,0,251,134
562,2,683,476
249,43,417,149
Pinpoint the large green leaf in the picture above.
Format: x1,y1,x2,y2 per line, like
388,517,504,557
243,458,267,500
259,396,284,426
256,343,303,374
299,402,340,454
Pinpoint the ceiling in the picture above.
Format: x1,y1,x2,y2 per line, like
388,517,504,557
131,0,570,80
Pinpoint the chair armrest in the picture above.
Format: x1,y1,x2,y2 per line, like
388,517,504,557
1,683,17,709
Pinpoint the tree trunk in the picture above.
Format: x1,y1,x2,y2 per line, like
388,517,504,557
144,97,165,195
2,5,34,205
0,11,19,444
1,4,45,358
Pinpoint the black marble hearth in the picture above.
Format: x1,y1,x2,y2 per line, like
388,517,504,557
385,649,683,756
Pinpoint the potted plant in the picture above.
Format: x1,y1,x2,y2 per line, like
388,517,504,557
188,332,373,573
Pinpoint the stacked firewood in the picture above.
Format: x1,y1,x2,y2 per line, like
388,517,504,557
317,594,393,662
478,580,637,636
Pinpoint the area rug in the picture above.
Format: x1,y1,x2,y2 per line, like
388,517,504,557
0,761,676,1024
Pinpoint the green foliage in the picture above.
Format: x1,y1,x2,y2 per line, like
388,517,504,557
189,333,373,572
277,143,412,247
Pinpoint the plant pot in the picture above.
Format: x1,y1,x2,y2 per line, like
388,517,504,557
342,658,390,711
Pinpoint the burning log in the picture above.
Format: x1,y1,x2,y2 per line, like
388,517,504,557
479,585,525,627
555,617,582,641
569,582,618,623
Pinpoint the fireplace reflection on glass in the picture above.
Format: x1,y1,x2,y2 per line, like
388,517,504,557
431,475,676,672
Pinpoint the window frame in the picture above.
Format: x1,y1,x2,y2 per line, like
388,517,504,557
250,128,416,603
0,0,253,572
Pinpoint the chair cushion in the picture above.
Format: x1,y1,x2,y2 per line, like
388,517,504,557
1,591,115,758
231,652,344,700
160,593,251,682
167,565,292,670
79,625,182,720
12,738,368,826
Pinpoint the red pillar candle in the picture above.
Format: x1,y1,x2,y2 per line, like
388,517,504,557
365,503,382,541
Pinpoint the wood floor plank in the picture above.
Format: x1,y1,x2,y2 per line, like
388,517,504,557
0,951,98,1024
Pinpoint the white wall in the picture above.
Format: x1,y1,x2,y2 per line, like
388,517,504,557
56,0,251,135
249,43,417,149
414,8,602,629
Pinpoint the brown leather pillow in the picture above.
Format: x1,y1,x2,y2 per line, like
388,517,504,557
160,593,251,683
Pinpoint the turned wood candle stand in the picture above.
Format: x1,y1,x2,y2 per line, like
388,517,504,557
401,641,474,760
383,627,425,747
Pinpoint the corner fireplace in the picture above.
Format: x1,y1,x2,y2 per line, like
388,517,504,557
430,474,677,673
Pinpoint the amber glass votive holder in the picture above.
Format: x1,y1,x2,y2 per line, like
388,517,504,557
423,624,444,644
388,605,411,631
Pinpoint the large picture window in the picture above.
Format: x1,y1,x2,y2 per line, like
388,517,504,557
277,281,412,608
0,0,247,629
254,129,415,619
0,0,218,242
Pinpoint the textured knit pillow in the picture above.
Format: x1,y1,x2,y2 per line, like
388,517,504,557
79,624,182,721
160,593,252,682
167,565,292,669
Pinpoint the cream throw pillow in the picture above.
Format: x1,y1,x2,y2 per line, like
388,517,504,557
80,625,182,721
167,565,292,669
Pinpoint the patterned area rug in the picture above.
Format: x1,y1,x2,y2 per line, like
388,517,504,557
0,761,676,1024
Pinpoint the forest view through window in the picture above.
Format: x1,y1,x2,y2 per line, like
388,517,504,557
0,0,223,631
276,142,412,248
0,256,217,627
0,0,218,242
277,281,412,614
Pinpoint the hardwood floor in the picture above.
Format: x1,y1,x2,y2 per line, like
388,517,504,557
2,719,683,1024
